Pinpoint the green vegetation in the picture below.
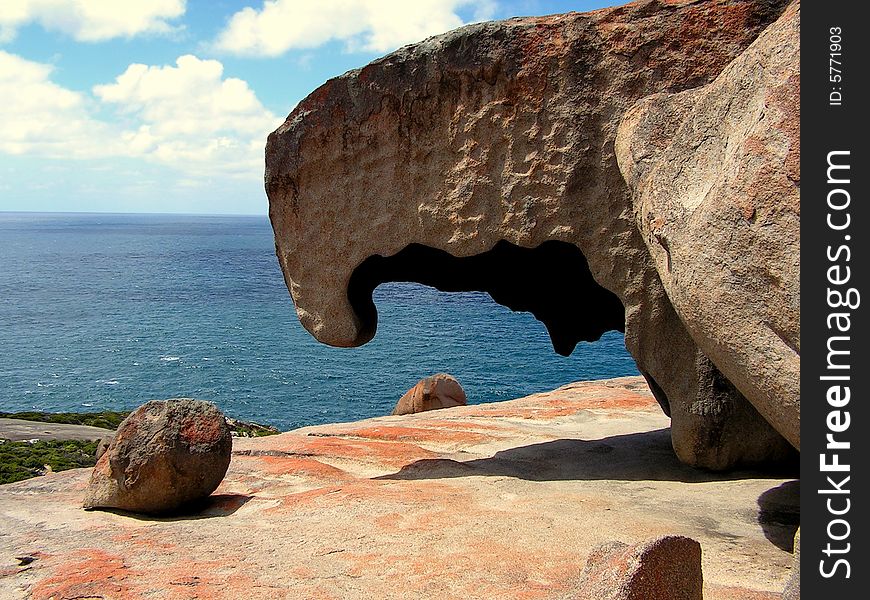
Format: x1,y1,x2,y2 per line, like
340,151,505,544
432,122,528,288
225,418,281,438
0,410,281,436
0,410,130,430
232,424,278,437
0,409,281,485
0,439,98,485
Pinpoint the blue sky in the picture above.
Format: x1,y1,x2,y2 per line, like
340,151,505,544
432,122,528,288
1,1,616,215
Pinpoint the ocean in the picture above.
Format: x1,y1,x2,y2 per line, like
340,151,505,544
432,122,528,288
0,212,639,431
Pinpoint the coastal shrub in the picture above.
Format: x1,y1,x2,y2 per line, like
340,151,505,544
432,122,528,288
0,410,280,484
0,410,280,436
0,410,130,430
0,440,98,484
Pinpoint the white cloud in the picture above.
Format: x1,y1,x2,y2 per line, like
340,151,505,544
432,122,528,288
0,50,121,158
94,55,281,177
0,0,185,43
213,0,497,56
0,51,281,181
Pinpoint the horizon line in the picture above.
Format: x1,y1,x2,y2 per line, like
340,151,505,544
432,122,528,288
0,209,267,218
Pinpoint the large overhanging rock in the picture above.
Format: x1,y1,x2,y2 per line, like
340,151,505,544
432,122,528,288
265,0,794,469
616,1,800,449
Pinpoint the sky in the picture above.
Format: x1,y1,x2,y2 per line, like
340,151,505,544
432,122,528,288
1,0,616,215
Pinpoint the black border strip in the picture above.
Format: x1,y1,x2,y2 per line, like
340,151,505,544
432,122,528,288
802,1,869,596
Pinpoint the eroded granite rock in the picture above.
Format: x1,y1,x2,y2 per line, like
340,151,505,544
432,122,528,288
265,0,794,469
392,373,468,415
571,536,703,600
83,399,232,515
0,378,797,600
617,1,800,449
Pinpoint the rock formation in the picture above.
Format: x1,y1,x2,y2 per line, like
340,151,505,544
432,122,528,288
265,0,798,469
83,399,232,515
392,373,468,415
1,378,798,599
570,536,703,600
616,1,800,450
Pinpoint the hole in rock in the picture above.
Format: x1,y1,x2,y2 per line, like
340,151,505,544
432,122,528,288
347,240,625,356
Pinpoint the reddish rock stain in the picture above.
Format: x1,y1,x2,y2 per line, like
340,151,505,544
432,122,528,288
29,549,142,600
180,415,224,446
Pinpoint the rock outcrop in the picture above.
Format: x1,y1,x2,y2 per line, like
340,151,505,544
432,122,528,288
571,536,703,600
83,399,232,515
265,0,796,469
392,373,468,415
0,377,798,599
617,1,800,450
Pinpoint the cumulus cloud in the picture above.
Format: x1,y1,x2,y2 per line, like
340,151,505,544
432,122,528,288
0,50,121,158
94,55,281,177
0,51,280,180
0,0,185,43
213,0,496,56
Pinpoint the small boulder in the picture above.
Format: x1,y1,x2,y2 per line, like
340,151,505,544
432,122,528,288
572,535,703,600
392,374,467,416
83,399,232,515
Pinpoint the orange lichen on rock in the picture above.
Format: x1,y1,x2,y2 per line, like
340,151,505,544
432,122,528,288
1,376,797,599
29,549,143,600
340,425,493,446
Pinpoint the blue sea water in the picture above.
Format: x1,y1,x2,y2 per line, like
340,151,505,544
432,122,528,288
0,212,639,431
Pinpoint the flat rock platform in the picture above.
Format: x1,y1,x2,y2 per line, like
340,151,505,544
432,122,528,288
0,377,798,599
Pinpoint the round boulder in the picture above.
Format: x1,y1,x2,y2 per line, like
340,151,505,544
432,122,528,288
392,374,467,416
83,399,232,515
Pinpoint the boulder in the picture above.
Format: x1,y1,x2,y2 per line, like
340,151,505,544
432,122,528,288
572,536,703,600
265,0,795,469
392,373,467,415
83,399,232,515
616,1,800,449
0,379,796,598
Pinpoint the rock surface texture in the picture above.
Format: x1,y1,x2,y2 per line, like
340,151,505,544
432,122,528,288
570,536,703,600
617,1,800,450
82,399,232,515
0,377,797,599
265,0,797,470
392,373,468,415
782,528,800,600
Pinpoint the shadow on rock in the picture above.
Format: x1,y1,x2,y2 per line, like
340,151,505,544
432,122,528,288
757,480,800,551
95,493,252,521
379,428,799,484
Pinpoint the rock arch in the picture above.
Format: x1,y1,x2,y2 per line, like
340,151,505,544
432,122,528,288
347,240,625,356
265,0,796,469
